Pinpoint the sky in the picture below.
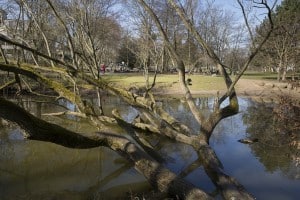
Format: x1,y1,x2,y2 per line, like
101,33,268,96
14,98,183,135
212,0,283,25
214,0,283,16
0,0,284,30
0,0,283,18
214,0,283,10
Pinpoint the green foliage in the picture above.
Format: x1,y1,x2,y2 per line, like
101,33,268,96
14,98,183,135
276,0,300,21
116,39,138,69
253,0,300,75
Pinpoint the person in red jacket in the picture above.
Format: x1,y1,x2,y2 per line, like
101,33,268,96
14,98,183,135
100,63,106,74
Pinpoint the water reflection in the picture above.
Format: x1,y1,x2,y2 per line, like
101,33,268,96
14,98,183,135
243,100,300,180
0,124,149,199
161,97,215,133
0,97,149,200
0,96,299,199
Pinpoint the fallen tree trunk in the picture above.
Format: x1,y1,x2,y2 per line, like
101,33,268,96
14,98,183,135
0,61,254,199
0,63,86,113
113,100,254,200
0,97,212,200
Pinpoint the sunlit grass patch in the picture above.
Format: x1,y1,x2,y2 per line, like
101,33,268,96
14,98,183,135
103,73,227,91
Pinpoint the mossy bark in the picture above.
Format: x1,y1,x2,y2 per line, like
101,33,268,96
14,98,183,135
0,61,253,199
0,97,212,200
0,63,86,112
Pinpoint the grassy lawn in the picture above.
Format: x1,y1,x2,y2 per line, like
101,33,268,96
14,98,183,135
102,71,299,91
242,71,299,80
103,73,227,91
2,66,295,92
242,71,278,80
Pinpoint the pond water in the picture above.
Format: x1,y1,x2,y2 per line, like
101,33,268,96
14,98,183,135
0,95,299,200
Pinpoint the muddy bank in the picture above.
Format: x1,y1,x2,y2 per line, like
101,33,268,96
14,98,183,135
152,79,300,105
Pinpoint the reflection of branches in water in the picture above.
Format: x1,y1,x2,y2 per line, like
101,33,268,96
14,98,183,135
14,98,85,121
0,126,23,161
162,97,213,132
87,163,134,199
159,141,196,165
273,96,300,142
243,98,299,148
95,181,151,199
243,97,300,179
0,141,14,161
177,158,203,179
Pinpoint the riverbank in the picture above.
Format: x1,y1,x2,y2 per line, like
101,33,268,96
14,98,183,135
154,78,300,104
106,73,300,104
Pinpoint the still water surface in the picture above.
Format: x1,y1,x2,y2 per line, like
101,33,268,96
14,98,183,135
0,96,299,199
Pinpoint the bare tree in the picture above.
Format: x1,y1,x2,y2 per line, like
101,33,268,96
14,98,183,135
254,0,299,81
134,0,275,198
62,0,121,113
0,0,277,199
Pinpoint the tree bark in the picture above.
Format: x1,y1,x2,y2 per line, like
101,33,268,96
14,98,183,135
0,97,212,200
116,106,254,200
0,62,86,113
0,53,252,200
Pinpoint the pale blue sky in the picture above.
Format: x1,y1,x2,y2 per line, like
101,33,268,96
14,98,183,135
213,0,283,24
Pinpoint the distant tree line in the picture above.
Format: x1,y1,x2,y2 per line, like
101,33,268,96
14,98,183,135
2,0,273,105
254,0,300,81
3,0,295,76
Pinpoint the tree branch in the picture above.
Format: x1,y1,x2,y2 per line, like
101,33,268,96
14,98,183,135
0,34,77,73
0,62,85,113
0,97,212,200
137,0,206,124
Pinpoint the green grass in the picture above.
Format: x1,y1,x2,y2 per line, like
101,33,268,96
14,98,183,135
188,75,226,90
102,73,227,91
242,71,278,80
102,71,299,92
242,71,300,80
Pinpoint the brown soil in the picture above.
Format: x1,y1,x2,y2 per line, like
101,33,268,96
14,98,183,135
155,79,300,104
235,79,300,102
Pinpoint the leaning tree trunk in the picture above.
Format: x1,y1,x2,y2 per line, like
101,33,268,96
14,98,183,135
0,97,212,200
